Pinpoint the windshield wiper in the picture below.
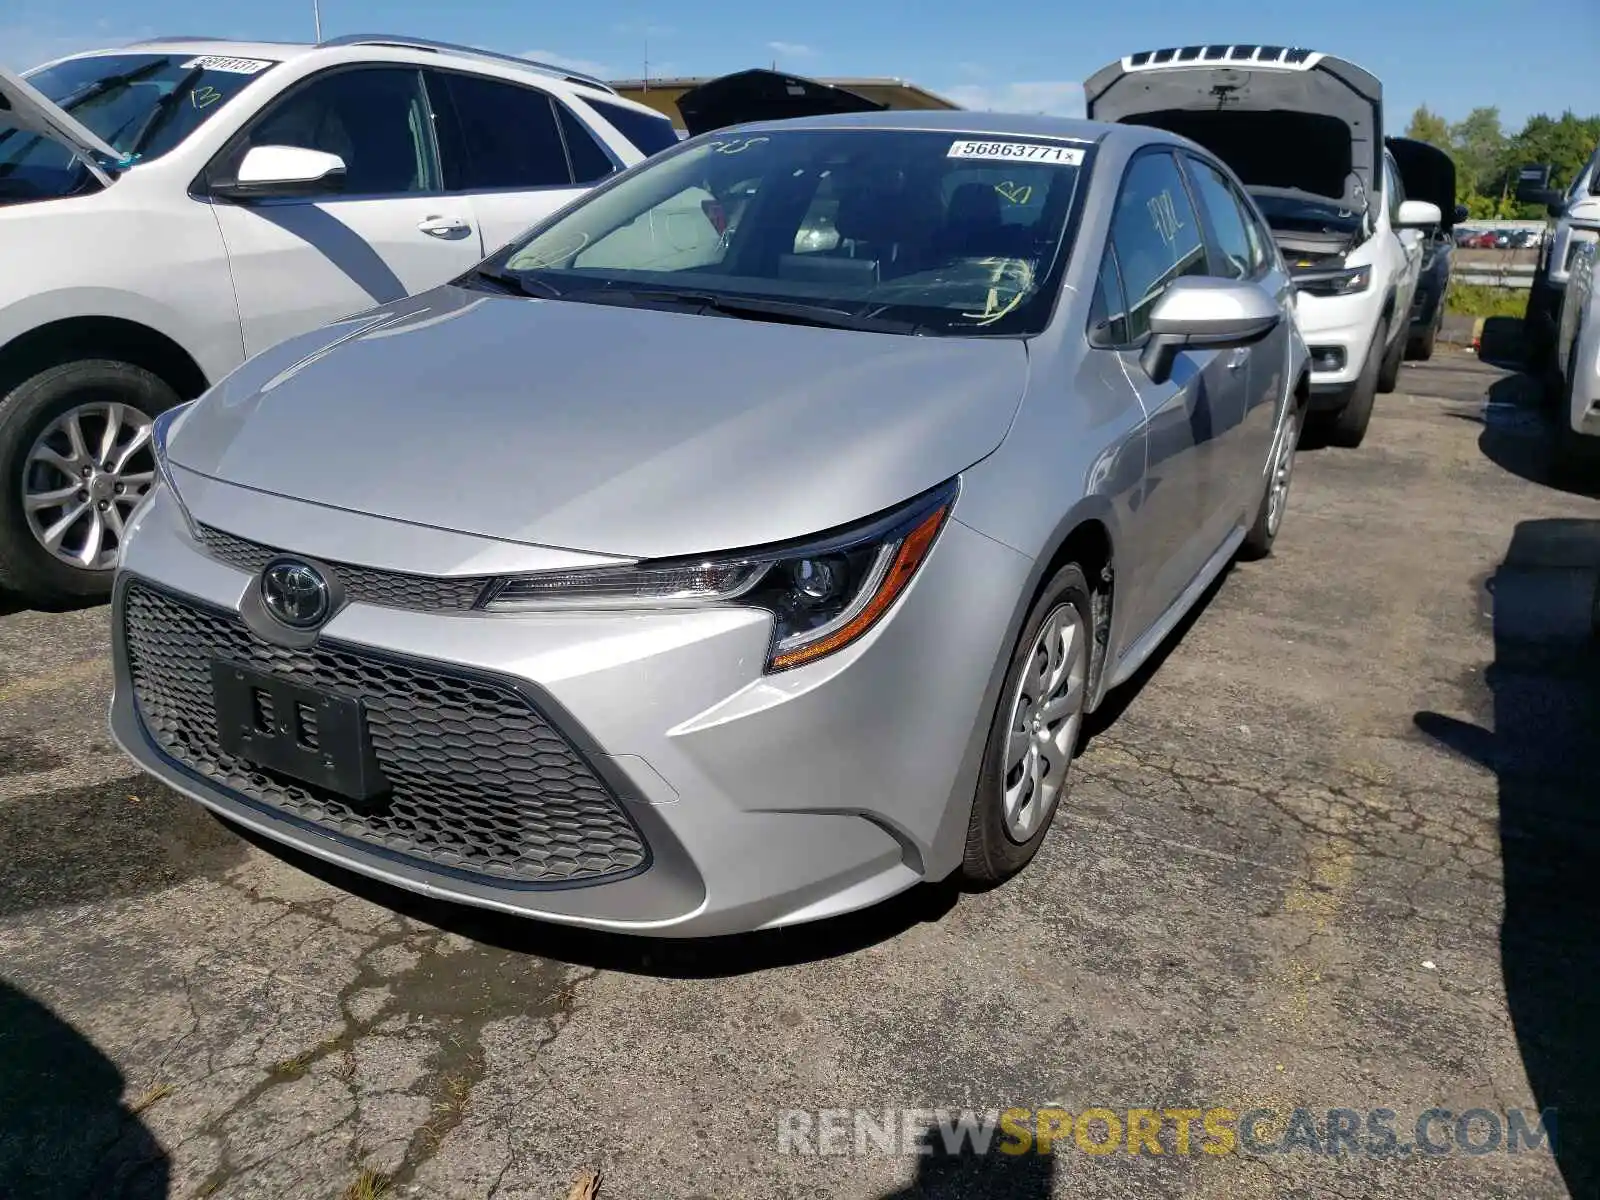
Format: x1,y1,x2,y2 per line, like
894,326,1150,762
466,267,563,298
127,66,204,155
577,288,923,334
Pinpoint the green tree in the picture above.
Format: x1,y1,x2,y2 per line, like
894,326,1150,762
1502,111,1600,195
1450,106,1507,196
1406,104,1450,148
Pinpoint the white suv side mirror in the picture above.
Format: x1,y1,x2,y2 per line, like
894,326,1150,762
213,145,347,200
1395,199,1443,230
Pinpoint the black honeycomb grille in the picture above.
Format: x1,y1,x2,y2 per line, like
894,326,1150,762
122,582,649,887
197,525,493,612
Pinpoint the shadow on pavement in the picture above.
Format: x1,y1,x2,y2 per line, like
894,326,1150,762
0,979,169,1198
1414,517,1600,1198
1463,370,1600,502
874,1126,1055,1199
224,817,959,977
0,588,105,618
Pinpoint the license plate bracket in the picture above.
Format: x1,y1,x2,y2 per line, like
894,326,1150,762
211,660,388,803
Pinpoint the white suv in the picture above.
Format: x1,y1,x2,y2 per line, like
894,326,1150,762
1520,142,1600,380
0,35,679,605
1086,46,1443,447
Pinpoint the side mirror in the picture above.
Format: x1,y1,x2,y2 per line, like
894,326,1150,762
1139,277,1281,386
211,145,347,200
1395,199,1443,230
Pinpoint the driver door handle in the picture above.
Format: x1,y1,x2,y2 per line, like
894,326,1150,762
1226,348,1249,372
418,215,471,237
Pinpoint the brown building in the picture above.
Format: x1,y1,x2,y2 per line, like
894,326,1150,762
608,75,961,131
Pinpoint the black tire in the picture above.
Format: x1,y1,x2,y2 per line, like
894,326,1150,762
962,563,1093,887
1376,317,1406,393
1319,322,1385,449
1407,307,1441,362
0,359,181,607
1239,401,1302,561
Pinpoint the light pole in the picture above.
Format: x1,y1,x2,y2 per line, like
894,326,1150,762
313,0,322,41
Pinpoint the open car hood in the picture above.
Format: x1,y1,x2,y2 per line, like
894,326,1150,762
0,64,121,180
1385,136,1459,230
1084,46,1382,206
676,69,886,137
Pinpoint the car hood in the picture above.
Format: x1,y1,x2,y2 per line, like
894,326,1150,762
1386,136,1459,230
169,286,1029,559
1085,47,1382,205
675,69,886,137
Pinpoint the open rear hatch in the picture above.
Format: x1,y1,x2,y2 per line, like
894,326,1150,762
675,68,887,137
0,64,122,183
1085,46,1383,260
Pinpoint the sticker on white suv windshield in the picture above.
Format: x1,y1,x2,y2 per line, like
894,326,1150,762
947,140,1085,165
179,55,275,75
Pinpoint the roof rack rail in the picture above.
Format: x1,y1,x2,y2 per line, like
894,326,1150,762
316,34,617,93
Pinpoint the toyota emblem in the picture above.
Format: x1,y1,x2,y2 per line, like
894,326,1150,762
260,559,331,629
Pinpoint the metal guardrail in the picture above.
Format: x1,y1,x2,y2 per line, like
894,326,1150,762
1455,264,1537,289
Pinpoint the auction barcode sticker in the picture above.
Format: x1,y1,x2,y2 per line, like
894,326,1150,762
947,140,1085,165
180,55,276,75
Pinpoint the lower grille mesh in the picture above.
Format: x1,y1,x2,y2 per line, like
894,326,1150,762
121,582,648,886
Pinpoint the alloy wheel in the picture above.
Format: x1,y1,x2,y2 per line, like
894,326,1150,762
1266,410,1298,538
1002,603,1088,842
21,401,156,571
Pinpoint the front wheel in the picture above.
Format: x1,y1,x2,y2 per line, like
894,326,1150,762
961,564,1093,887
1376,317,1406,393
1316,322,1385,449
0,360,179,607
1239,403,1301,561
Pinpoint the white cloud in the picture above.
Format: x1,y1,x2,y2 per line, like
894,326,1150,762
520,48,616,79
767,41,816,60
943,81,1086,118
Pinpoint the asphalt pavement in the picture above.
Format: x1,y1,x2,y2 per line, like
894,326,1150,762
2,352,1598,1200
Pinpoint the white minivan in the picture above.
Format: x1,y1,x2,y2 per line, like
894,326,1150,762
0,36,681,605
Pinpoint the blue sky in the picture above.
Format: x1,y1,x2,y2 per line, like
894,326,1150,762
5,0,1597,131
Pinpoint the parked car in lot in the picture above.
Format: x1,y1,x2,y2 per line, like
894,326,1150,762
1391,138,1466,361
0,35,679,607
110,112,1309,936
1519,142,1600,375
1085,46,1442,448
1548,236,1600,473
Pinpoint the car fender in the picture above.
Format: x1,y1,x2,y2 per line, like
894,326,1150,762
0,285,238,390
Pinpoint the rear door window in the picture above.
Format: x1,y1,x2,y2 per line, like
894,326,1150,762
1185,155,1257,279
432,72,573,190
556,103,616,183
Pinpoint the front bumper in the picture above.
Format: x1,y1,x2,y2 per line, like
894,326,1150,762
1294,289,1382,389
109,485,1031,937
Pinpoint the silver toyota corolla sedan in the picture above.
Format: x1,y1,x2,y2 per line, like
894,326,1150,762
110,112,1309,937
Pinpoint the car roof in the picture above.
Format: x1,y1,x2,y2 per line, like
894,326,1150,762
42,37,644,107
713,108,1151,144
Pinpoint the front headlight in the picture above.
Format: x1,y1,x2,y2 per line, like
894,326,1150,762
1292,265,1372,297
484,480,957,672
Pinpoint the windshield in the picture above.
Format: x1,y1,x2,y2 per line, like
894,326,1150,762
493,128,1089,336
0,52,276,202
1247,188,1363,234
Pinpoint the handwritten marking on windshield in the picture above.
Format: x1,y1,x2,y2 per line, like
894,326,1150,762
190,86,221,110
707,136,771,156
